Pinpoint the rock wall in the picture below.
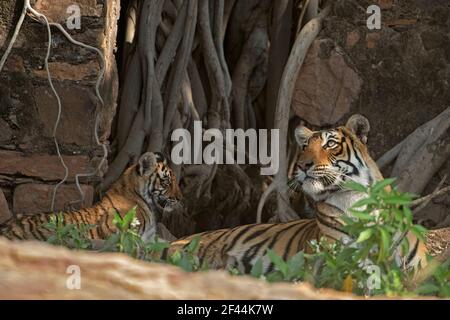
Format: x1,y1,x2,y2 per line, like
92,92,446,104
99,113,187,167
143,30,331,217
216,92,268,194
0,0,119,220
293,0,450,227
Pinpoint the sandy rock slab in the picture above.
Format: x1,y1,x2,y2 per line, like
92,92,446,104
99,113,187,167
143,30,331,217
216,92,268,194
0,237,361,300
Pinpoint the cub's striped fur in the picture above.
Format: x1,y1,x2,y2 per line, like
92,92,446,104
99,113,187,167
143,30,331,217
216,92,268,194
167,115,449,273
0,152,182,242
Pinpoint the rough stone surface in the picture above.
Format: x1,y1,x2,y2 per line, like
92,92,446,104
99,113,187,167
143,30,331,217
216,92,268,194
346,30,360,49
13,183,94,215
366,32,381,49
34,0,103,22
378,0,394,9
0,0,119,222
0,238,413,300
292,39,362,126
0,190,12,224
0,119,12,142
0,151,92,181
323,0,450,228
33,61,100,81
34,85,95,146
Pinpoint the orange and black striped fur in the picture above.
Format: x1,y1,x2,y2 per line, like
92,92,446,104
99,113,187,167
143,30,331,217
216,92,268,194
167,115,449,273
0,152,182,242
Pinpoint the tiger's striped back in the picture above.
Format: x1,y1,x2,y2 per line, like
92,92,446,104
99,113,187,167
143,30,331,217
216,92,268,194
166,219,322,273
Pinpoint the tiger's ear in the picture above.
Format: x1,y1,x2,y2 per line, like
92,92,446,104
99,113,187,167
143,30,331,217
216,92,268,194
138,152,158,177
294,126,313,147
345,114,370,144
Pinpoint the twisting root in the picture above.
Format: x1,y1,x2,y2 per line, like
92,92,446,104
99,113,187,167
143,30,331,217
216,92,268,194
256,181,276,223
0,0,107,211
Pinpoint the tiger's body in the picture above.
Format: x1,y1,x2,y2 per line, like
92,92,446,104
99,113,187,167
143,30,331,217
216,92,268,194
0,152,182,242
166,219,321,273
167,115,449,273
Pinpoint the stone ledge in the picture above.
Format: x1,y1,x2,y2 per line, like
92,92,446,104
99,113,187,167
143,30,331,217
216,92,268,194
0,150,92,181
0,238,431,299
13,183,93,214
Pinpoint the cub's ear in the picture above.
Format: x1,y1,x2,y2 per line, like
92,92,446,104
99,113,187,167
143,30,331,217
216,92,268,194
294,126,313,148
345,114,370,144
138,152,158,177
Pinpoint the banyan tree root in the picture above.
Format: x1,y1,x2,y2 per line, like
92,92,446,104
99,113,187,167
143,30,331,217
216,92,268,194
104,0,313,232
273,4,331,222
377,106,450,195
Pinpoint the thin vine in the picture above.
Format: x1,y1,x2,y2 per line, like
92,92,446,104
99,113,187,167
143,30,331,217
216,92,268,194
0,0,107,211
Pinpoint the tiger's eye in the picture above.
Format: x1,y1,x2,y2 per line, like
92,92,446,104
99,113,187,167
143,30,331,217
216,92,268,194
326,141,337,148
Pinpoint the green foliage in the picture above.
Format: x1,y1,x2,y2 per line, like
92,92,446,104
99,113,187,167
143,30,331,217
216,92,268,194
46,207,205,273
45,213,94,250
251,179,449,298
46,180,449,298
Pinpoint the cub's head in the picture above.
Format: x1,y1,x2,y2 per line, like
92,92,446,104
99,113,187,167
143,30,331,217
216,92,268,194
289,115,382,201
134,152,182,211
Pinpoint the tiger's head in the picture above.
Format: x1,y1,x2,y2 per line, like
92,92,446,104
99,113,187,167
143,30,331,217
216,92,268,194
133,152,182,212
289,114,383,203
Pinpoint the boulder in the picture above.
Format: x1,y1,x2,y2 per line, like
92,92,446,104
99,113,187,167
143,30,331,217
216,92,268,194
292,39,362,126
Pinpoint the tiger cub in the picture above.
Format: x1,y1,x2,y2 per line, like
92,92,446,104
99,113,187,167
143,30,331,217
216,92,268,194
166,115,449,274
0,152,182,242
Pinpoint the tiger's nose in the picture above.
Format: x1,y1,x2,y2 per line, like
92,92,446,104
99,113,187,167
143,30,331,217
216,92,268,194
297,161,313,172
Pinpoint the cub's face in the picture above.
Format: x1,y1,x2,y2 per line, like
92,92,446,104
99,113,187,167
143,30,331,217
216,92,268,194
136,152,182,212
289,115,374,201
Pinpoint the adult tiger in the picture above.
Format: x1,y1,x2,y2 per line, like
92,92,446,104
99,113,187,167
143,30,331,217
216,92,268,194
0,152,182,242
166,115,449,273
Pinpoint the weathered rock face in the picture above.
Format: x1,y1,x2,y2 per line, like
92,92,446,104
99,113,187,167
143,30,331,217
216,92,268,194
0,0,119,215
323,0,450,158
0,190,12,224
320,0,450,226
0,118,12,142
0,151,92,181
34,85,95,146
13,184,94,214
0,237,359,299
292,39,362,127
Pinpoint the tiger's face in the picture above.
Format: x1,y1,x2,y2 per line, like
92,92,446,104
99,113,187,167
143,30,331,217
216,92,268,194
136,152,182,212
289,115,377,202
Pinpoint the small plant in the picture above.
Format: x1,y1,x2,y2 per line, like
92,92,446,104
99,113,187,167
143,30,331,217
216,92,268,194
100,206,147,258
167,235,207,272
251,179,449,298
45,213,94,250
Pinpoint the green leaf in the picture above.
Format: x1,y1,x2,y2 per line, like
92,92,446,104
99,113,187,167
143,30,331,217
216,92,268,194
100,233,120,252
349,209,374,221
122,234,135,255
416,283,440,295
112,212,123,229
371,178,396,193
178,254,194,272
147,240,170,253
411,224,428,241
351,197,377,208
186,235,201,254
266,271,284,283
356,229,373,243
379,227,390,257
170,250,182,264
343,181,367,193
267,249,288,277
287,252,305,279
383,197,412,205
250,258,264,278
122,207,137,230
